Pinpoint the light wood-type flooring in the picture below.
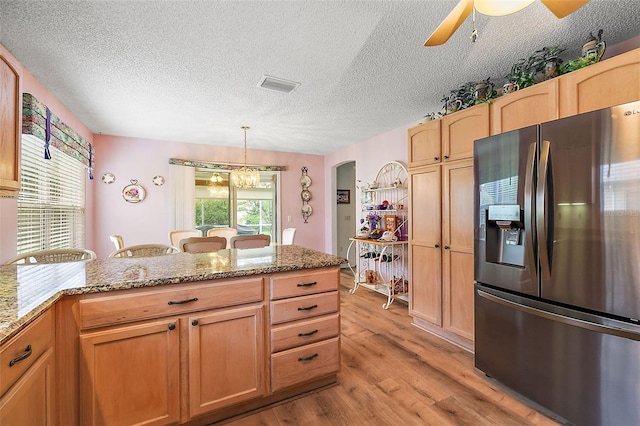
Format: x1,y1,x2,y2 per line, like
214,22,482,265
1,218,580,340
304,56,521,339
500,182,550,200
220,271,561,426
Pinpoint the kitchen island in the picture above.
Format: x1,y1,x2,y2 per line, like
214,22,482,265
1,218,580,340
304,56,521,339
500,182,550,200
0,245,345,425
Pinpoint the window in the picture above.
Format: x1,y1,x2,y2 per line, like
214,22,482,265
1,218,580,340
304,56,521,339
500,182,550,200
194,170,278,237
17,135,86,254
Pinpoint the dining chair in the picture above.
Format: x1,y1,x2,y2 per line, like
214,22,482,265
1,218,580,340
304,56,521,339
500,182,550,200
282,228,296,245
206,227,238,248
168,229,202,248
179,236,227,253
4,248,97,265
230,234,271,249
109,244,179,258
109,234,125,250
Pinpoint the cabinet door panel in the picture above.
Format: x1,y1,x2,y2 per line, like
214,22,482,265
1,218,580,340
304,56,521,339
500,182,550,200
408,120,441,168
443,251,474,340
559,49,640,117
442,104,489,161
0,45,21,193
490,79,558,134
409,244,442,325
409,166,441,245
0,348,53,426
443,161,474,252
80,319,180,426
188,304,265,417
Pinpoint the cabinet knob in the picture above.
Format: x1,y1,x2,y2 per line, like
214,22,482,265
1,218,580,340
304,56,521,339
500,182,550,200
433,156,439,161
435,243,440,248
168,323,176,331
444,245,450,250
192,319,199,326
443,155,449,160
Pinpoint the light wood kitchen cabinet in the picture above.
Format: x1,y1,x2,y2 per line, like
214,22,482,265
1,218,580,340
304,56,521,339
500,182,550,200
187,304,265,417
79,318,181,426
0,309,55,425
490,78,558,135
408,119,441,168
441,160,475,342
76,276,266,425
408,160,475,350
408,104,489,169
269,267,340,393
559,48,640,117
441,103,489,162
408,165,442,325
0,44,22,195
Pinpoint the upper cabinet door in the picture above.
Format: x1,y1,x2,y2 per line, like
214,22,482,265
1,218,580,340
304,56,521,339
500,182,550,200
490,79,559,135
0,45,22,195
408,120,441,169
442,103,489,162
559,49,640,118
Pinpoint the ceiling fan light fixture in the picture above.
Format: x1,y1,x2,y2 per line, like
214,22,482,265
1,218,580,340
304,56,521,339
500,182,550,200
474,0,535,16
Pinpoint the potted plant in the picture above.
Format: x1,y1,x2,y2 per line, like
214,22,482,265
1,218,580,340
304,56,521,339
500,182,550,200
506,58,535,89
559,51,600,75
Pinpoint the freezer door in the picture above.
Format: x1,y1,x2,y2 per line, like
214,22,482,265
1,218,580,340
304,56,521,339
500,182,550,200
474,125,539,296
539,101,640,319
475,284,640,426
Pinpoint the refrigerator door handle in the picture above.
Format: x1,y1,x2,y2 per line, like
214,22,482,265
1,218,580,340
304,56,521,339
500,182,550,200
523,142,537,285
477,289,640,341
537,140,551,281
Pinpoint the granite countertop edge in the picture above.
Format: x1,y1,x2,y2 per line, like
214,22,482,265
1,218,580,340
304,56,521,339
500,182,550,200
0,246,346,345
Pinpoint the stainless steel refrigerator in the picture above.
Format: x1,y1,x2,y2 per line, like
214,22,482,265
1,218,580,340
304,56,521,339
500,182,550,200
474,100,640,426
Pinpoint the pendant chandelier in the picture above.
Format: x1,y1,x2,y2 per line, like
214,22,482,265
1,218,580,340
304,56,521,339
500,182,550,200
230,126,261,188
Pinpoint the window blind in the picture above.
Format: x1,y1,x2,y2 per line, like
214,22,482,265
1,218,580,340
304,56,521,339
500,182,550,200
17,135,86,254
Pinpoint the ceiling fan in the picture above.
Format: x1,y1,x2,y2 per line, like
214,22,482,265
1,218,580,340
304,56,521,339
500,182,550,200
424,0,590,46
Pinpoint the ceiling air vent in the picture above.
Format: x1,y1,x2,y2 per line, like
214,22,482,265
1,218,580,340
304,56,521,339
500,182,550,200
257,75,300,94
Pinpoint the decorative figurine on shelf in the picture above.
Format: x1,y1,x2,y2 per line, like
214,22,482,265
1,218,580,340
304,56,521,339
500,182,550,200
582,29,606,61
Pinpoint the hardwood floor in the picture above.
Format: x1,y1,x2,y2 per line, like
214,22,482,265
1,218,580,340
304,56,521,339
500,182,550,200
220,272,561,425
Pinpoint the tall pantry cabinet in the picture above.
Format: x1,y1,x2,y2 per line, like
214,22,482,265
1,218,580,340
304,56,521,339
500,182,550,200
408,103,488,350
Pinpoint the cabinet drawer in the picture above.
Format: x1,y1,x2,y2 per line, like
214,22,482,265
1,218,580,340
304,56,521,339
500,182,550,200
270,267,339,300
79,276,263,329
271,337,340,392
271,314,340,353
270,291,339,325
0,309,54,396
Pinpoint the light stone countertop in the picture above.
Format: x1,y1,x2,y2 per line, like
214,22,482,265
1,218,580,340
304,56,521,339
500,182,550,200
0,245,346,345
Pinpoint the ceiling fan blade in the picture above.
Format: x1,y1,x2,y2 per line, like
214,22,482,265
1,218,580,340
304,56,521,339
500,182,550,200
540,0,590,18
424,0,474,46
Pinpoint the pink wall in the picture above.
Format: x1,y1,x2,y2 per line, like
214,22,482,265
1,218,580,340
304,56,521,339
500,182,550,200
323,123,414,254
92,135,325,258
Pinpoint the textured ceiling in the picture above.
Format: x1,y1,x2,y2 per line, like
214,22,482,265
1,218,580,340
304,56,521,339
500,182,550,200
1,0,639,155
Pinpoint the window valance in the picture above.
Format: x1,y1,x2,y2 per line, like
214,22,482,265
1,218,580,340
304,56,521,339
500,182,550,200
169,158,285,171
22,93,94,178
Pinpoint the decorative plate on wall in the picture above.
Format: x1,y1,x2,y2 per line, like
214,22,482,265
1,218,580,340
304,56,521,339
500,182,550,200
101,173,115,184
300,175,312,188
152,175,165,186
122,179,146,203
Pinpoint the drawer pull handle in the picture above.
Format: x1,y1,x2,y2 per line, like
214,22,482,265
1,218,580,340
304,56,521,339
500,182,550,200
192,319,199,326
298,329,319,337
9,345,32,367
167,297,198,305
298,353,318,362
168,323,176,331
297,304,318,311
296,281,317,287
